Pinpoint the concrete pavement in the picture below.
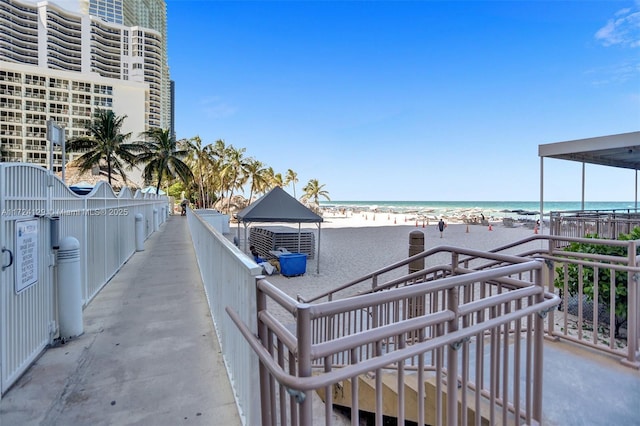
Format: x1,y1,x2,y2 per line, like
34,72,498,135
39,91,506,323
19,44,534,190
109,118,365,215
0,215,241,426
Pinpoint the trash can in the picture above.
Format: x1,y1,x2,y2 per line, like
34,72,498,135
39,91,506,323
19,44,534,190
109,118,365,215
279,253,307,277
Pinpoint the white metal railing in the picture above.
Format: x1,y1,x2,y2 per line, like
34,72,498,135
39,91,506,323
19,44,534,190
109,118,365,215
549,209,640,240
186,209,262,426
0,163,168,397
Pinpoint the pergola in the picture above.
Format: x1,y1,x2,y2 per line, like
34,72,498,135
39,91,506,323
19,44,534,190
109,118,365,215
538,131,640,220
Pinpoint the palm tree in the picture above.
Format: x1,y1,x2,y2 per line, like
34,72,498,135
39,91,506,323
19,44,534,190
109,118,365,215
245,158,269,202
264,167,284,189
221,145,249,212
302,179,330,207
210,139,229,202
285,169,298,198
66,109,139,186
185,136,211,207
135,128,193,194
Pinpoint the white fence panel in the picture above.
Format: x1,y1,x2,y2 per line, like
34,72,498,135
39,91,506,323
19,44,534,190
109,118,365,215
187,209,261,426
0,163,168,397
0,165,55,396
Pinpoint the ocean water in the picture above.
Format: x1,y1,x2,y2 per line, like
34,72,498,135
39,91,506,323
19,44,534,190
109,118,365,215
319,200,639,219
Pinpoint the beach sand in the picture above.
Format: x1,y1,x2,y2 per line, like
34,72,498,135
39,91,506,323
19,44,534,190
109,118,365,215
256,212,544,308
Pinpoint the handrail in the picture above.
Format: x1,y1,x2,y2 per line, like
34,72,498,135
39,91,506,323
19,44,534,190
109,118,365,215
299,244,539,303
256,277,299,314
257,310,297,352
303,233,640,305
226,292,560,392
535,253,640,273
311,310,455,360
304,260,543,318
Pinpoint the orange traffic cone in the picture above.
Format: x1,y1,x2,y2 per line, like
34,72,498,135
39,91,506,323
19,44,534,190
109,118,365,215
488,224,493,231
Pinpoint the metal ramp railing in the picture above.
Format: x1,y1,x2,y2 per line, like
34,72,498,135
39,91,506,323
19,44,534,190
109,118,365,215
228,247,559,425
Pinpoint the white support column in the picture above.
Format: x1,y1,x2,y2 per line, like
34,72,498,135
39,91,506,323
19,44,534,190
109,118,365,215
582,162,586,211
540,157,544,234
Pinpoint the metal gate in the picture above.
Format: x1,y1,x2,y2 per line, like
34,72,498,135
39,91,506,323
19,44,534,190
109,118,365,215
0,164,56,395
0,163,169,397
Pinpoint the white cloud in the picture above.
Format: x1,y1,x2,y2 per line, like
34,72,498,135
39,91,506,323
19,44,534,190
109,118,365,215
587,61,640,85
199,97,238,119
595,4,640,48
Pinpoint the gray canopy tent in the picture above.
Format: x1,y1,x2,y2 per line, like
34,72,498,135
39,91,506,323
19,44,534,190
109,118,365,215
235,186,324,273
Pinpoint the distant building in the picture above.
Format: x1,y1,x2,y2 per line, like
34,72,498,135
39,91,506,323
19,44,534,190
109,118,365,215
0,0,170,185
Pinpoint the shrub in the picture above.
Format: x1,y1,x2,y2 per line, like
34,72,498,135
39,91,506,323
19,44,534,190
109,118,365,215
554,227,640,338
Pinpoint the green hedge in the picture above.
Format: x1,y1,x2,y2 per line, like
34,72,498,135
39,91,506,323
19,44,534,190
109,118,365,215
554,227,640,338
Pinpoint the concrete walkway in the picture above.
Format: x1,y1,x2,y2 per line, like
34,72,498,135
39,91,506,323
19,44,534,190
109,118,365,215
0,216,241,426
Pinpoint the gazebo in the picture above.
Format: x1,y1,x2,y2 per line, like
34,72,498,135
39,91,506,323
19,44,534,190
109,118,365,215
235,187,324,273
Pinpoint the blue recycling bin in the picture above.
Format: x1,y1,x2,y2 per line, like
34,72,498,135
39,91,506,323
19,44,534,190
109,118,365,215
279,253,307,277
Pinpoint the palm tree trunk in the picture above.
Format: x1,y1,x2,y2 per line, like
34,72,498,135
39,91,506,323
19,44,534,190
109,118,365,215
198,161,205,207
156,170,163,195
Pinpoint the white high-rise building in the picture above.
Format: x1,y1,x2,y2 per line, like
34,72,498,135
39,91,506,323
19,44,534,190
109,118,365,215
0,0,169,184
84,0,171,131
89,0,124,24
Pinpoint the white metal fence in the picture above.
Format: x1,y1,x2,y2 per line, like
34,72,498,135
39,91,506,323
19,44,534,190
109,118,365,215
0,163,168,397
186,209,262,426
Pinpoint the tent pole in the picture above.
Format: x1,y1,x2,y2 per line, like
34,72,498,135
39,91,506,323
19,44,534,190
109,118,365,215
243,223,248,253
316,223,321,274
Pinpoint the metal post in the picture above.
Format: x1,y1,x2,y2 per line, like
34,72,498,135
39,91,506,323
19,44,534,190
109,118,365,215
532,261,545,422
256,276,272,426
446,286,459,426
540,156,544,234
409,230,425,319
316,223,321,274
61,129,66,183
49,130,53,174
57,236,83,339
47,120,65,180
297,303,313,424
408,230,425,274
581,162,586,211
135,213,144,251
623,241,639,368
153,208,159,231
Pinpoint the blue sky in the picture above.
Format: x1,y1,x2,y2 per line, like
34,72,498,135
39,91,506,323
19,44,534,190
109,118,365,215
167,0,640,202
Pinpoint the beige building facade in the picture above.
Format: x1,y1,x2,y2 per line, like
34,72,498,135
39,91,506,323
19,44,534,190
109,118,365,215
0,0,169,185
